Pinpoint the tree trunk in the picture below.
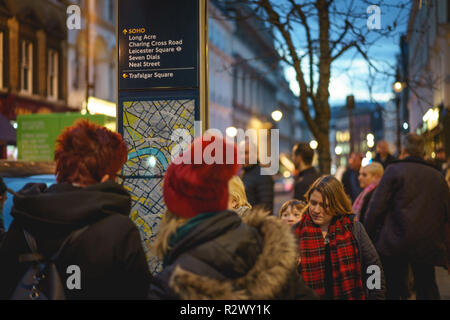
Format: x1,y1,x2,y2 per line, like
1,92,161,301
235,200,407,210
316,129,331,174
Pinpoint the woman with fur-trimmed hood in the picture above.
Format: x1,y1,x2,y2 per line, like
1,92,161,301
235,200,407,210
148,134,317,300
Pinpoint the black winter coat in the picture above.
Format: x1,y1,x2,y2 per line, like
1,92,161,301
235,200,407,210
241,165,274,213
0,181,152,299
294,167,320,201
148,210,318,300
365,156,450,266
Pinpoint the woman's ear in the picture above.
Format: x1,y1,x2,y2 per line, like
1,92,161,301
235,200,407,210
100,174,110,183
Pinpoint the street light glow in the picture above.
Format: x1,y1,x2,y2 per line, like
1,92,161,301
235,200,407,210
367,133,375,148
393,81,403,93
335,146,343,155
271,110,283,122
226,126,238,137
310,140,318,150
403,122,409,130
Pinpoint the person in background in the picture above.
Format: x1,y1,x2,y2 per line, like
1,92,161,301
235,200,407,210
373,140,396,169
241,139,274,213
279,199,306,228
342,152,363,202
228,175,252,218
0,177,7,238
365,133,449,299
148,135,317,300
294,175,385,300
292,142,320,202
353,162,384,224
0,120,151,299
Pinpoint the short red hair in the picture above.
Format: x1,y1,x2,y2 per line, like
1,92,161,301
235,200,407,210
54,119,128,185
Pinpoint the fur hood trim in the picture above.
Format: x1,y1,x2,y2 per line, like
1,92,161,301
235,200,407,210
169,209,298,299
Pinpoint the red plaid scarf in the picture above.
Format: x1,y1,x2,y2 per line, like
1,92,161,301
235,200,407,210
295,212,365,300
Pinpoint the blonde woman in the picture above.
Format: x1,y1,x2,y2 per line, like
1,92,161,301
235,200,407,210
354,162,384,223
228,176,252,217
295,175,385,300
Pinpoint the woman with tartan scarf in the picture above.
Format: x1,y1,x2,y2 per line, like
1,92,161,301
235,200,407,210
294,175,385,300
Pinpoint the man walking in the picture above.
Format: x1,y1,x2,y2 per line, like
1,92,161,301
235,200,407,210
365,133,449,300
292,142,320,201
342,152,363,202
373,140,396,169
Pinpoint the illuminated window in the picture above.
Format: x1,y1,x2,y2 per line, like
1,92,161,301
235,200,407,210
21,40,33,93
48,49,59,99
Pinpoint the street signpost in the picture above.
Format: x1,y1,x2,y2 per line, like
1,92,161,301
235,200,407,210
117,0,208,273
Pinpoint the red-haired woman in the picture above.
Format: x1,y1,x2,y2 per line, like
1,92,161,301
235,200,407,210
295,175,385,300
0,120,151,299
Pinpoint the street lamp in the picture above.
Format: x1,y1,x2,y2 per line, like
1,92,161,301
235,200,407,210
310,140,318,150
271,110,283,122
393,81,403,93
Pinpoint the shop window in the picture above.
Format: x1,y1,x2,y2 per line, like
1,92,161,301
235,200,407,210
48,49,59,99
20,40,33,94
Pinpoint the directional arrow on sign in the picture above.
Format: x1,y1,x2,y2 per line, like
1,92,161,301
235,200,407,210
122,73,128,79
123,29,128,35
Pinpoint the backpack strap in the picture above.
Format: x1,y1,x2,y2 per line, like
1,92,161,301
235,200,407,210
20,226,89,263
50,226,89,261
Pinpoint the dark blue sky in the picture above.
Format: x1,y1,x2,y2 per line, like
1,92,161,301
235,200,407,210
281,0,412,106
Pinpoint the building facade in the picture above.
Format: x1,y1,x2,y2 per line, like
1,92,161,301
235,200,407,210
0,0,71,158
208,0,303,156
67,0,116,110
406,0,450,156
329,102,384,172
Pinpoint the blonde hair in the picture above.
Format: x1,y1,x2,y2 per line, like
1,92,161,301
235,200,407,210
228,176,251,209
305,175,353,216
152,210,187,259
279,199,306,218
363,162,384,178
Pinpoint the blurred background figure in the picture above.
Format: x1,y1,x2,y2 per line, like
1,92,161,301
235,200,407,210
353,162,384,224
279,199,306,227
241,139,274,213
373,140,396,169
228,176,252,218
0,177,6,235
292,142,320,202
342,152,363,203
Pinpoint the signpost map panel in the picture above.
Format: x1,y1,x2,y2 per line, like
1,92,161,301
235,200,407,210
121,98,195,273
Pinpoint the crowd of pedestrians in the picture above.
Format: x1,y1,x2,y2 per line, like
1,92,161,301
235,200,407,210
0,120,448,300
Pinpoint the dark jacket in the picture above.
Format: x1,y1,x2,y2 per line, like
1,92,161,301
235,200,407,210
358,188,376,225
342,167,362,202
241,165,274,213
148,210,318,300
294,167,320,201
373,153,396,169
365,156,449,266
0,181,152,299
294,215,385,300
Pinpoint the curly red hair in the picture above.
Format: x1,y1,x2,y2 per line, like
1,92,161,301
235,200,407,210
54,119,128,185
